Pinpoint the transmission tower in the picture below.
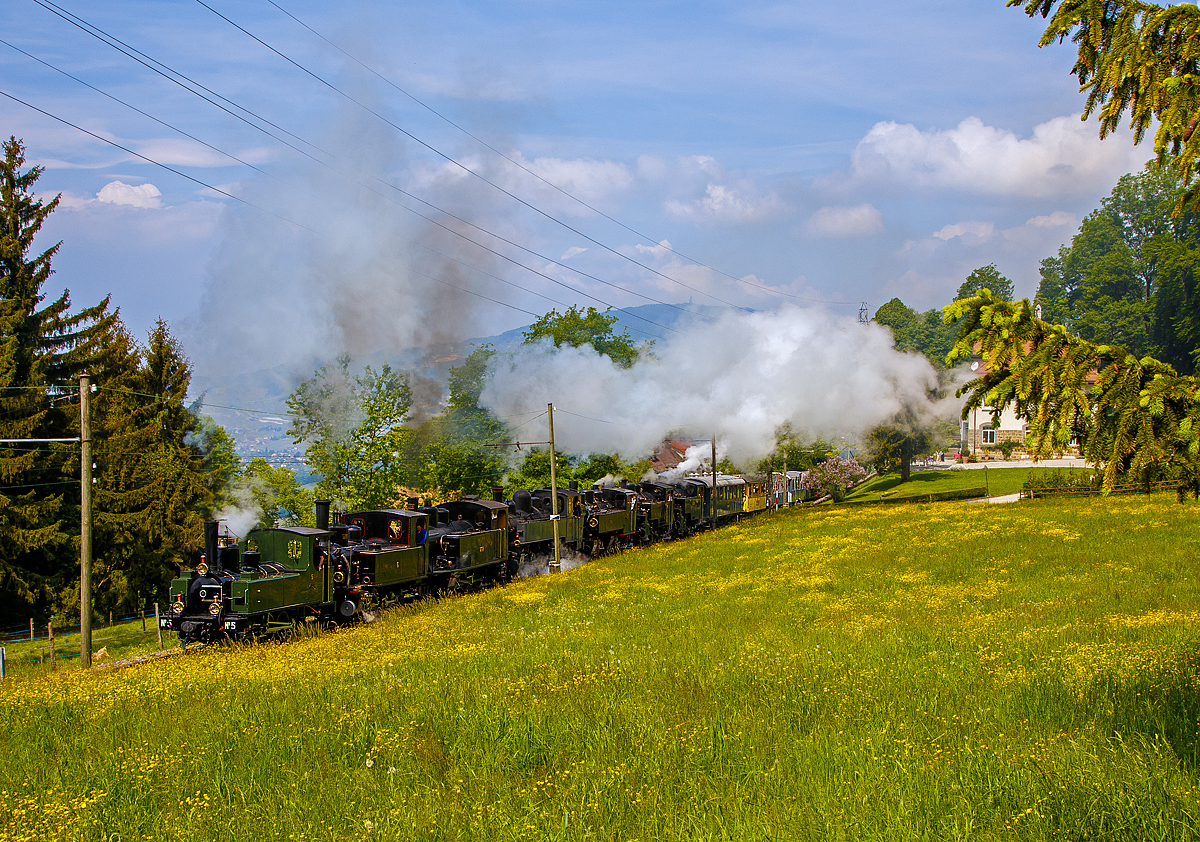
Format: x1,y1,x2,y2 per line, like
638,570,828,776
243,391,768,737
859,302,869,324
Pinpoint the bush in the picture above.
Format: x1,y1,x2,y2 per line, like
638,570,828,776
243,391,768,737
996,440,1019,460
801,457,867,501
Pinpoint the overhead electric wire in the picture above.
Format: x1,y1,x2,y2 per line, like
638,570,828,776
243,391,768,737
264,0,856,309
0,88,320,238
195,0,749,316
28,0,682,337
0,74,667,341
0,38,615,334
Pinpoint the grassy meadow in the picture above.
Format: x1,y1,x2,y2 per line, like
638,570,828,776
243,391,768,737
843,466,1092,503
2,495,1199,841
2,615,167,678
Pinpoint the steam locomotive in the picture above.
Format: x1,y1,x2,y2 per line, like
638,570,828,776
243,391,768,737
160,471,809,644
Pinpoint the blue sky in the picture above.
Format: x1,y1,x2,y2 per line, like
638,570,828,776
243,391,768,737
0,0,1153,377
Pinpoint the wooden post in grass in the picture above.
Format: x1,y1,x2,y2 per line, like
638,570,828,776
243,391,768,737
29,618,33,641
547,403,561,573
711,436,718,526
80,373,93,669
141,609,146,632
48,622,55,671
155,603,162,648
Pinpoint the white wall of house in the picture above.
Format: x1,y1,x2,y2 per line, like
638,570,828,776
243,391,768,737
962,404,1079,457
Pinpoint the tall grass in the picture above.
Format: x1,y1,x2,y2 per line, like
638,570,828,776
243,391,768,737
1,495,1198,841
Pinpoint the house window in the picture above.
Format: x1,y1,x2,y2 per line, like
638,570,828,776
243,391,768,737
982,426,996,445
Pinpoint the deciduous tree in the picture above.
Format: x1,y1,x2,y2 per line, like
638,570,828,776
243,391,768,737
522,305,643,368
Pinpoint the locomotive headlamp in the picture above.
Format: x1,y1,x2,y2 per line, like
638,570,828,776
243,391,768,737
208,601,220,616
172,599,184,614
588,517,598,528
196,561,209,576
333,569,345,584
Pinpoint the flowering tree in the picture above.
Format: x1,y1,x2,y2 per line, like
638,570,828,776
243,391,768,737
801,457,867,501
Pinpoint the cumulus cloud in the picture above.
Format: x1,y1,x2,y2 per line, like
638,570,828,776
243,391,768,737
1026,211,1075,228
96,180,163,209
560,246,588,260
521,155,633,201
932,221,993,242
805,203,883,238
844,115,1147,197
666,182,785,224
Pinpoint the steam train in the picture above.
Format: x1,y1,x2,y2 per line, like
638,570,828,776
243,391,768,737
160,472,809,644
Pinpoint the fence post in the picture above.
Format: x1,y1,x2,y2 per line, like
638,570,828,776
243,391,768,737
29,618,34,642
141,609,146,632
108,611,113,628
1,646,6,681
48,622,55,671
155,603,162,648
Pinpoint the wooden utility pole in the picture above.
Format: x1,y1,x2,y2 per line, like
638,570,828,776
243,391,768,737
783,456,788,507
80,374,93,669
711,436,718,527
547,403,561,572
769,456,775,512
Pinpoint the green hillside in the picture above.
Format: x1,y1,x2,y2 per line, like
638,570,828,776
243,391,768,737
2,496,1198,841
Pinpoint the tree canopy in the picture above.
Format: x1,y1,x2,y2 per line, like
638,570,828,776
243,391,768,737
286,357,413,509
522,305,642,368
1035,162,1200,371
0,137,236,623
946,289,1200,495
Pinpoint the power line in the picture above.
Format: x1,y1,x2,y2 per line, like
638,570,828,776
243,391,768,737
1,38,655,339
0,88,316,233
27,1,681,337
263,0,857,309
196,0,747,316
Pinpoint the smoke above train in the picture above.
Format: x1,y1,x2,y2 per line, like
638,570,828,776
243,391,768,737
480,305,942,465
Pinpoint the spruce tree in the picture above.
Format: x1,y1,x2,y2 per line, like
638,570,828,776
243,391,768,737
946,290,1200,495
0,137,116,619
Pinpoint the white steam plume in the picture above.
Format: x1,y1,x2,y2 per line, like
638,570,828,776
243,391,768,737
480,306,943,465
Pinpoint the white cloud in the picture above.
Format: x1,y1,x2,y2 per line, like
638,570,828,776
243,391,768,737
523,156,633,201
665,182,785,224
97,180,163,209
560,246,588,260
845,115,1147,197
932,221,993,241
1026,211,1075,228
805,203,883,238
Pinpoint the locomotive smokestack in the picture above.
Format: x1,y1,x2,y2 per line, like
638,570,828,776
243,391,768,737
569,480,578,491
407,496,420,510
315,500,331,531
204,520,219,572
492,486,504,502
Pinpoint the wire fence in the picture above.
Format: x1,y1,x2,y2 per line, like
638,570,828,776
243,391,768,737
0,606,168,675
